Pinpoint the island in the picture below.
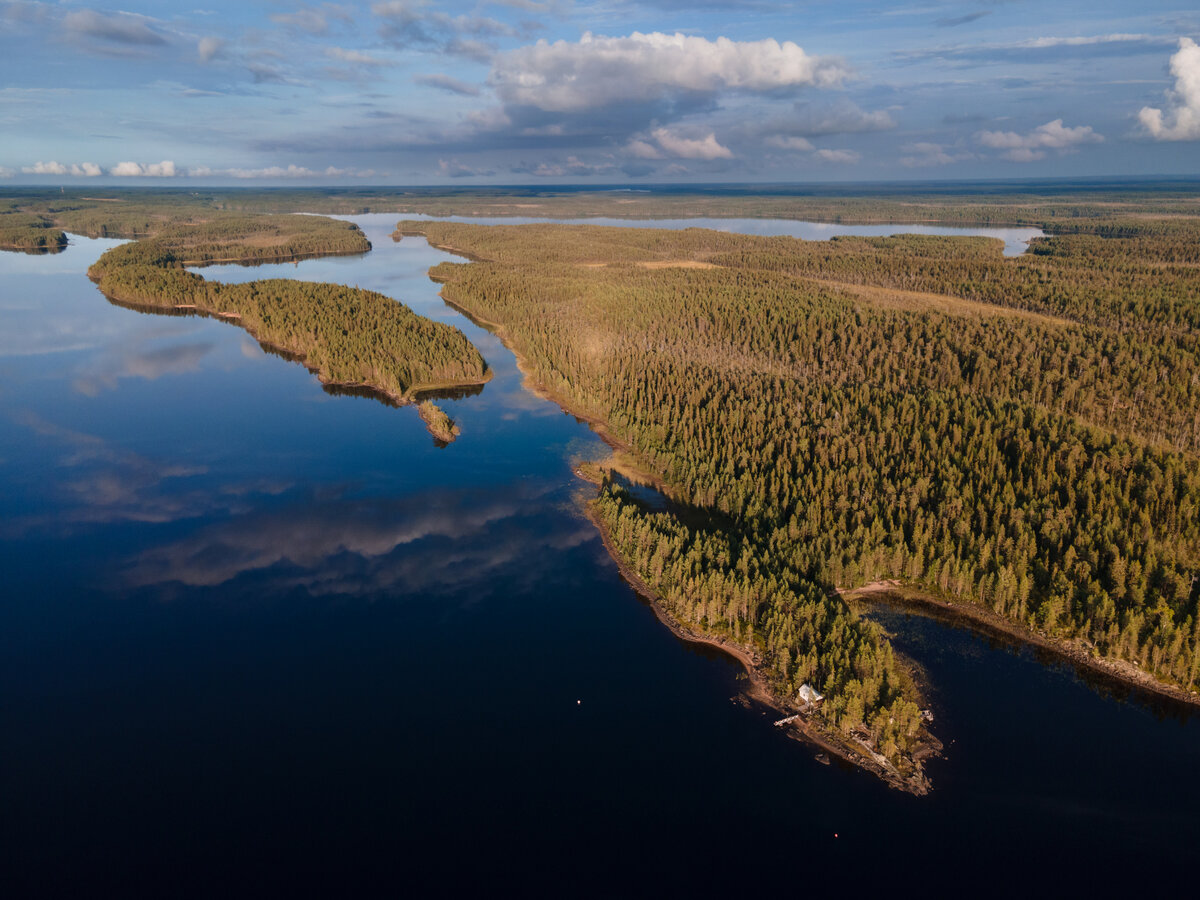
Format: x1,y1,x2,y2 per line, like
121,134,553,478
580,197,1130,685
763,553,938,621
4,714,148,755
397,209,1200,792
80,211,491,413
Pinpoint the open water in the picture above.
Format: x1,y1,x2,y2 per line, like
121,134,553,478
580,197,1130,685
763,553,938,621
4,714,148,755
1,216,1195,896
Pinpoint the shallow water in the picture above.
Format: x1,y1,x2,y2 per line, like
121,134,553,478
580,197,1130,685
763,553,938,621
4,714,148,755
0,217,1195,896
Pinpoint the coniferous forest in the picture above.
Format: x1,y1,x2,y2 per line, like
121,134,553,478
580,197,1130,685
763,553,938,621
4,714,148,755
85,214,491,402
400,216,1200,785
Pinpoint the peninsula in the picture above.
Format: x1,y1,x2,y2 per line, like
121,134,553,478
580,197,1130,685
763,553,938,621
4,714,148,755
397,210,1200,789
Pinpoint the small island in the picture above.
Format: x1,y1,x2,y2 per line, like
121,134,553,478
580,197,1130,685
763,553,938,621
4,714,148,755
417,400,461,444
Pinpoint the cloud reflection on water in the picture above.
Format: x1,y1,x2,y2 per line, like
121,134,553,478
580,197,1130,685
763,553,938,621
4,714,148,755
126,481,597,604
4,411,291,535
73,339,216,395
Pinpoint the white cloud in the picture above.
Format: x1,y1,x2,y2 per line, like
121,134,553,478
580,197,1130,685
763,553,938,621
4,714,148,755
650,128,733,160
326,47,390,66
765,135,815,151
0,166,14,178
22,161,102,176
813,148,861,164
226,165,318,178
1018,33,1154,49
110,160,177,177
1139,37,1200,141
271,4,350,36
626,139,663,159
491,31,848,112
184,164,377,179
197,36,224,62
977,118,1103,161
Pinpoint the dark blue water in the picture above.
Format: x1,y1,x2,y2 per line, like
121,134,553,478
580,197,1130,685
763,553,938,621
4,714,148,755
1,218,1196,897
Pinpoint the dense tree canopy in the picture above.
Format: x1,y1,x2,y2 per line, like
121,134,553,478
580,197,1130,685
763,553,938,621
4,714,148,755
86,215,490,401
401,217,1200,775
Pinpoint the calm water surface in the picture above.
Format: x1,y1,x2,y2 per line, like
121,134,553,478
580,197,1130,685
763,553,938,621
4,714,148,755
1,217,1195,897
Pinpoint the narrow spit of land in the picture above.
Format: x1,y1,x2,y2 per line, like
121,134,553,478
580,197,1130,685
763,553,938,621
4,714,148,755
82,213,491,417
397,214,1200,792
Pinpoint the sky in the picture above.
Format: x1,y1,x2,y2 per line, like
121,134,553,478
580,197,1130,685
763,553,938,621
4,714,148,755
1,0,1199,184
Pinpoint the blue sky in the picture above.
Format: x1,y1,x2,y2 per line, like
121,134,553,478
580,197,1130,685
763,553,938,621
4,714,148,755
2,1,1198,184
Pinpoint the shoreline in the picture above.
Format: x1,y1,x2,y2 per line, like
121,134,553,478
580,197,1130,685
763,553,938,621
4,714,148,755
410,224,1200,789
843,582,1200,712
438,291,669,492
583,504,937,795
100,291,493,406
418,227,1200,715
420,231,937,793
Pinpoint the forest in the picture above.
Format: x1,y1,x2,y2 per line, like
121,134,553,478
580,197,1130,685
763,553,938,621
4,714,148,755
84,214,491,402
398,215,1200,783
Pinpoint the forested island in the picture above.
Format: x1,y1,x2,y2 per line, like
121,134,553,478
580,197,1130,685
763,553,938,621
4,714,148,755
79,212,491,410
398,213,1200,790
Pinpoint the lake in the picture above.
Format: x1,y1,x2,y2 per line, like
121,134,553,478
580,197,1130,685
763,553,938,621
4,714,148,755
1,215,1195,896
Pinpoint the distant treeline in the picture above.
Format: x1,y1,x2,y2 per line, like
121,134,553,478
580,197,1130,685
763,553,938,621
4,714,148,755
0,204,67,251
4,183,1200,238
87,215,490,401
400,217,1200,775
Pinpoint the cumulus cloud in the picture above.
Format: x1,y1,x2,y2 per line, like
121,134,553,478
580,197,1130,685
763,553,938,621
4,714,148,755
648,128,733,160
1138,38,1200,141
22,160,102,176
110,160,177,177
63,9,166,47
197,36,224,62
977,119,1103,161
415,73,482,96
491,32,849,113
0,166,13,178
